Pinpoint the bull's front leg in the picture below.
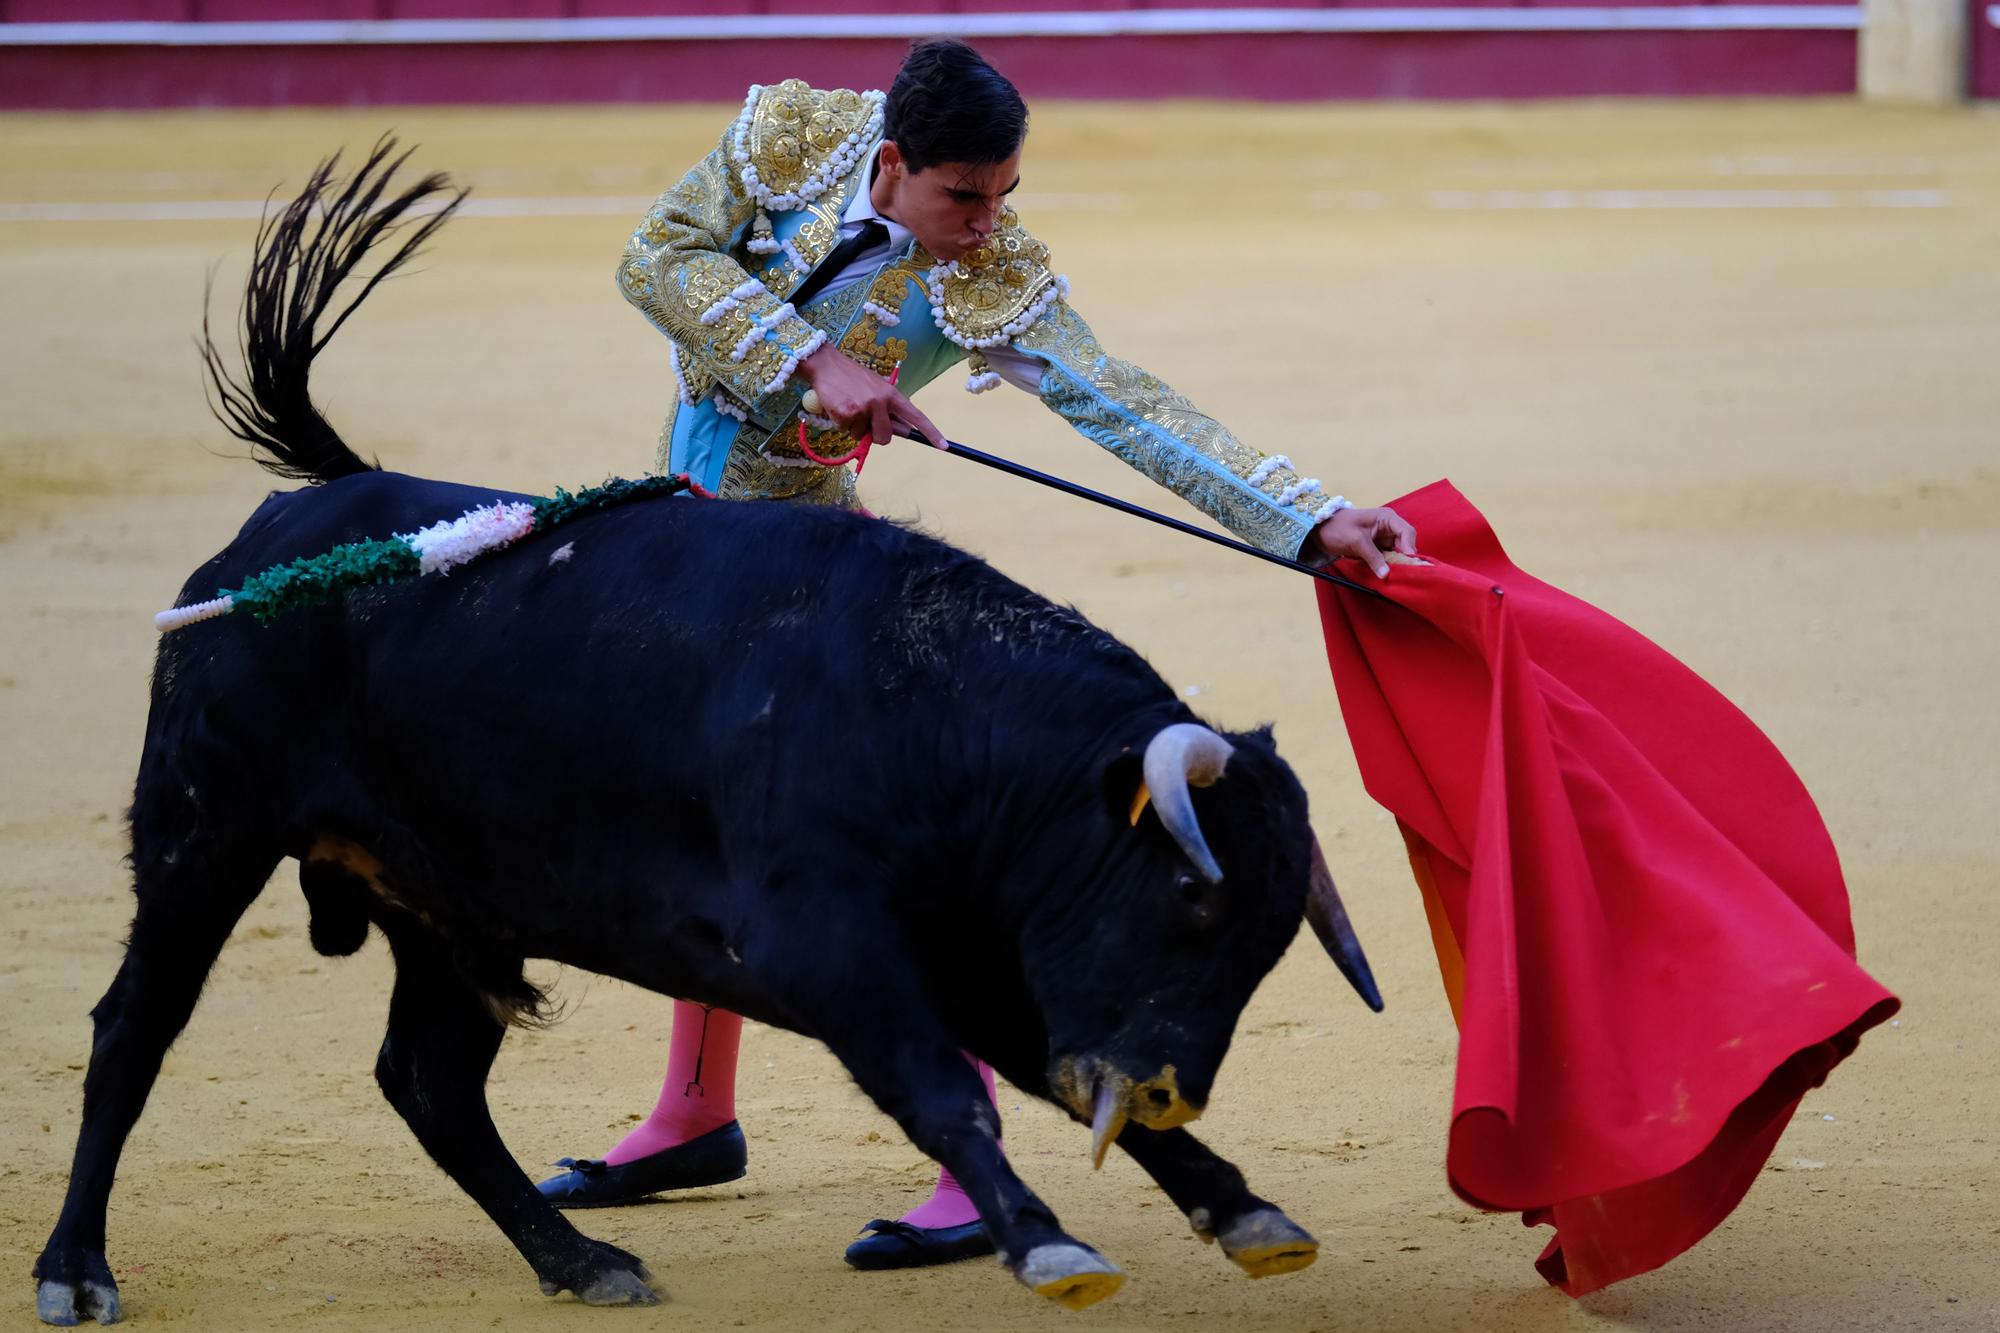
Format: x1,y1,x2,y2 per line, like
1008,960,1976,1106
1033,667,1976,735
823,1026,1125,1310
1115,1125,1320,1278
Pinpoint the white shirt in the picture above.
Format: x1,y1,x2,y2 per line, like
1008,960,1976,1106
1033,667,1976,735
813,141,1044,394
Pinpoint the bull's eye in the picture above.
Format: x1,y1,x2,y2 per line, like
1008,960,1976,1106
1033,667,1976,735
1176,874,1217,925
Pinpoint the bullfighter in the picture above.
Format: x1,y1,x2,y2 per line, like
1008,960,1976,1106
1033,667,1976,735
536,38,1414,1269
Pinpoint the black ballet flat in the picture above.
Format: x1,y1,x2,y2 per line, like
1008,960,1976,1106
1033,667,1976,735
535,1121,748,1208
843,1218,995,1270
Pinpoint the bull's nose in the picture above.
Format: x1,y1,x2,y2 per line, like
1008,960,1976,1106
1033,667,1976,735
1128,1068,1202,1130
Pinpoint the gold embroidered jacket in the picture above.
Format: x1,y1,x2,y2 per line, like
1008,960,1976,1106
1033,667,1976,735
619,79,1341,557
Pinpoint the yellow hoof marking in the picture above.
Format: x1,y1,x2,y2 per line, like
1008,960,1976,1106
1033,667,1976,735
1035,1270,1126,1310
1232,1240,1320,1279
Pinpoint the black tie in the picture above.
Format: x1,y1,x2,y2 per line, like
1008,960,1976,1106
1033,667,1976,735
788,219,888,309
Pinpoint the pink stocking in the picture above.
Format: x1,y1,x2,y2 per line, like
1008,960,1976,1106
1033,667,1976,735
603,1001,743,1165
895,1057,999,1229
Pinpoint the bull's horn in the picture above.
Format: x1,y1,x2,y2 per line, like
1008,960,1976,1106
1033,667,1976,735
1142,723,1234,884
1090,1079,1128,1171
1306,835,1384,1012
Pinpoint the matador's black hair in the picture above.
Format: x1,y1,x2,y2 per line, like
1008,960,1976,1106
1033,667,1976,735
883,39,1028,175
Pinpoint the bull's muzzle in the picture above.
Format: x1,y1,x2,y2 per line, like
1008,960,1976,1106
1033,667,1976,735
1055,1058,1204,1170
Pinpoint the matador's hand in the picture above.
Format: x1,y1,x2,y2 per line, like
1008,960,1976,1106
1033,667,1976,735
798,344,944,448
1312,505,1418,579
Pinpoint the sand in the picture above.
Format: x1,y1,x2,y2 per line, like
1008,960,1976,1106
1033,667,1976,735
3,99,1996,1332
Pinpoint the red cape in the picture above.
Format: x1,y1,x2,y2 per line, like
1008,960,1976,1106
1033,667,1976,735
1315,481,1898,1296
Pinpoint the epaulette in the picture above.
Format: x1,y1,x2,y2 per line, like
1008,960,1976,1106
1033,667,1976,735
729,79,885,253
928,206,1070,355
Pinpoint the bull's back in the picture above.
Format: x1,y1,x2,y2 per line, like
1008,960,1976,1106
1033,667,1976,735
153,477,938,965
157,471,923,817
181,471,534,599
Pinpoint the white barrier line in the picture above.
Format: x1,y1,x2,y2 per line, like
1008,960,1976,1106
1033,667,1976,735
1709,156,1938,176
0,7,1863,47
0,192,1132,223
18,159,1941,194
3,188,1950,224
0,196,656,222
1420,188,1949,209
0,199,280,222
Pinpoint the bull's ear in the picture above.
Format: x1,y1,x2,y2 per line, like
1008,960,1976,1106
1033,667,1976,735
1100,748,1148,826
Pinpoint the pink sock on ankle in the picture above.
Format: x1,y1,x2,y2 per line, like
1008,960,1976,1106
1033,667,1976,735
603,1001,743,1166
896,1058,998,1230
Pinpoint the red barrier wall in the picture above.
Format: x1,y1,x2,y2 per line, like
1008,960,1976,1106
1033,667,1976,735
0,2,1867,106
1974,0,2000,98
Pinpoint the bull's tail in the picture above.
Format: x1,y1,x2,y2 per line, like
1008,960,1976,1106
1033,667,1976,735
201,137,466,484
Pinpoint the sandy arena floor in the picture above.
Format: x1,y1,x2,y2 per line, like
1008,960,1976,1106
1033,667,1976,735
3,99,1997,1332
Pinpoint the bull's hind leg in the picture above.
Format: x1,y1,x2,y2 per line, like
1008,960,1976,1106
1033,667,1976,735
370,920,657,1307
34,825,280,1327
1115,1125,1319,1278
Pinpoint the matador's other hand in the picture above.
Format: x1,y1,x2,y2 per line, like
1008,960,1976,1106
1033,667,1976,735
798,345,944,448
1312,505,1418,579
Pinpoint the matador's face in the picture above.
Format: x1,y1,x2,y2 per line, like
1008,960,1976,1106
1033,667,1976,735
873,141,1023,264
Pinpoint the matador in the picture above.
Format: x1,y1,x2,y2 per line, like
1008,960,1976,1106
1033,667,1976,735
537,39,1415,1272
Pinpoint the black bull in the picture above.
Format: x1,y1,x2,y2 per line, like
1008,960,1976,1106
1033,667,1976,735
32,145,1382,1325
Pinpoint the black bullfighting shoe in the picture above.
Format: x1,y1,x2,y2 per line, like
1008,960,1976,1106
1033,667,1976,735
843,1218,996,1270
535,1121,748,1208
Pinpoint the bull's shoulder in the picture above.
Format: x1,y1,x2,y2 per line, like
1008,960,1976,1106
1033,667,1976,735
731,79,885,212
928,207,1069,351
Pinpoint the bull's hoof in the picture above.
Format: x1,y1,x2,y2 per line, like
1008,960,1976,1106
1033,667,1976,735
537,1269,659,1306
33,1249,120,1326
1015,1243,1126,1310
1217,1208,1319,1279
536,1241,658,1306
36,1280,120,1328
576,1269,660,1307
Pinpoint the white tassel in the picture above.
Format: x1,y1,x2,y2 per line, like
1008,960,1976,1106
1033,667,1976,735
729,323,766,362
1311,495,1354,523
965,371,1003,394
711,393,749,422
1275,478,1323,507
862,300,901,327
155,595,233,633
400,501,538,577
1245,455,1292,488
698,278,769,326
762,328,829,396
726,302,795,361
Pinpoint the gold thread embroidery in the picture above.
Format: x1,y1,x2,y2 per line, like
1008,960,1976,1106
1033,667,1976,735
1014,302,1319,557
936,207,1060,343
746,81,877,200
